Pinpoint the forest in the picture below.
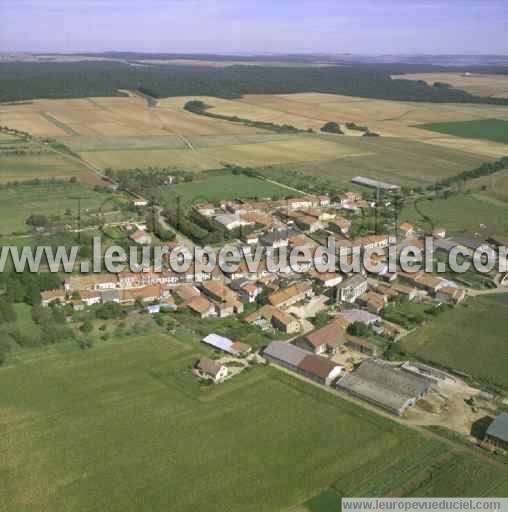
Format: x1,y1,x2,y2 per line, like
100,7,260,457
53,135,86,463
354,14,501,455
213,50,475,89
2,61,508,104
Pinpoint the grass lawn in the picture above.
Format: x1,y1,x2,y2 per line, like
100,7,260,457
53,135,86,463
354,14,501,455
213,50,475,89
401,295,508,391
0,322,507,511
0,182,122,234
400,193,508,235
416,119,508,145
164,172,297,205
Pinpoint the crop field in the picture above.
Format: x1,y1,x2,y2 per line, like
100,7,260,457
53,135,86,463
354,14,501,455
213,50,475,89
0,152,98,184
416,119,508,145
391,72,508,98
257,137,490,189
0,326,506,512
165,173,297,204
78,134,370,171
401,295,508,391
400,193,508,234
0,182,121,234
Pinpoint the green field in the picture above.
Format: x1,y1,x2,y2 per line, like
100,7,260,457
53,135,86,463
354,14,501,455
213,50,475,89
0,182,122,234
256,137,491,190
400,193,508,235
416,119,508,145
1,324,507,512
165,172,297,204
401,295,508,391
0,152,97,184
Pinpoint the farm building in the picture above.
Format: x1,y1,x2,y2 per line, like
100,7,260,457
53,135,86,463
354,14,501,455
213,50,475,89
484,413,508,451
245,305,301,334
263,341,343,386
202,334,251,357
336,359,432,416
41,289,66,306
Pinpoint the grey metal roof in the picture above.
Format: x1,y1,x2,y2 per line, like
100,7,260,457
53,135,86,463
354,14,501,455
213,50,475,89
263,341,307,367
337,359,432,413
202,333,235,354
486,413,508,443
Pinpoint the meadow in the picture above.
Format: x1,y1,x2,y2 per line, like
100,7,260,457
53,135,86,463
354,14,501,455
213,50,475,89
416,119,508,145
0,325,506,512
401,295,508,391
0,182,122,234
400,193,508,235
164,172,297,204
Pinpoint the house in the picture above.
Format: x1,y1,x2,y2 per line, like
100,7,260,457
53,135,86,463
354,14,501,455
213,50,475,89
293,319,347,355
432,228,446,239
310,271,343,288
244,232,259,245
295,215,323,233
101,289,121,303
285,197,315,210
398,223,414,237
298,355,343,386
202,334,251,356
341,309,381,328
196,357,229,383
391,283,417,301
358,291,387,314
263,341,342,386
357,234,391,251
173,285,201,303
245,305,301,334
317,195,331,207
119,284,163,304
130,229,152,245
260,229,290,249
187,296,216,318
337,275,368,304
195,203,216,217
268,282,314,308
201,281,244,316
133,198,148,207
64,274,118,293
484,413,508,451
41,289,66,306
398,271,447,295
79,290,102,306
230,279,262,303
215,213,253,231
329,216,351,235
337,359,432,416
436,286,466,304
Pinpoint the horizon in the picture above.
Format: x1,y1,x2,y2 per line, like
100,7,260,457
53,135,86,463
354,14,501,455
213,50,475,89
1,0,507,55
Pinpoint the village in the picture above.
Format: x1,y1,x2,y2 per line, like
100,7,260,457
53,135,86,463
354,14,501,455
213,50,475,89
39,177,508,456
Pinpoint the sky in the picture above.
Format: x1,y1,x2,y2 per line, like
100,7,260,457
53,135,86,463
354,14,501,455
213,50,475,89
1,0,507,55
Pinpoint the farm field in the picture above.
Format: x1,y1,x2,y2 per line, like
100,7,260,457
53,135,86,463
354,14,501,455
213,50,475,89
400,193,508,235
78,134,371,171
257,137,490,189
164,172,297,204
0,152,98,184
466,169,508,203
416,119,508,145
0,182,121,234
401,295,508,391
0,329,506,512
391,72,508,98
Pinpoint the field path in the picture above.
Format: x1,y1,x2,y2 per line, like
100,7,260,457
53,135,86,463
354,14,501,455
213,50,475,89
257,175,309,196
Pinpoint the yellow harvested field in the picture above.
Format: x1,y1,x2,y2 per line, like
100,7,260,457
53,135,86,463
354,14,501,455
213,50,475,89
0,97,261,138
391,72,508,98
79,135,370,170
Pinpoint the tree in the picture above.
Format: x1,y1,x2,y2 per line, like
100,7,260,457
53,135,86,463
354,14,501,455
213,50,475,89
80,319,93,334
26,214,50,229
0,299,16,324
321,121,343,134
347,321,371,337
